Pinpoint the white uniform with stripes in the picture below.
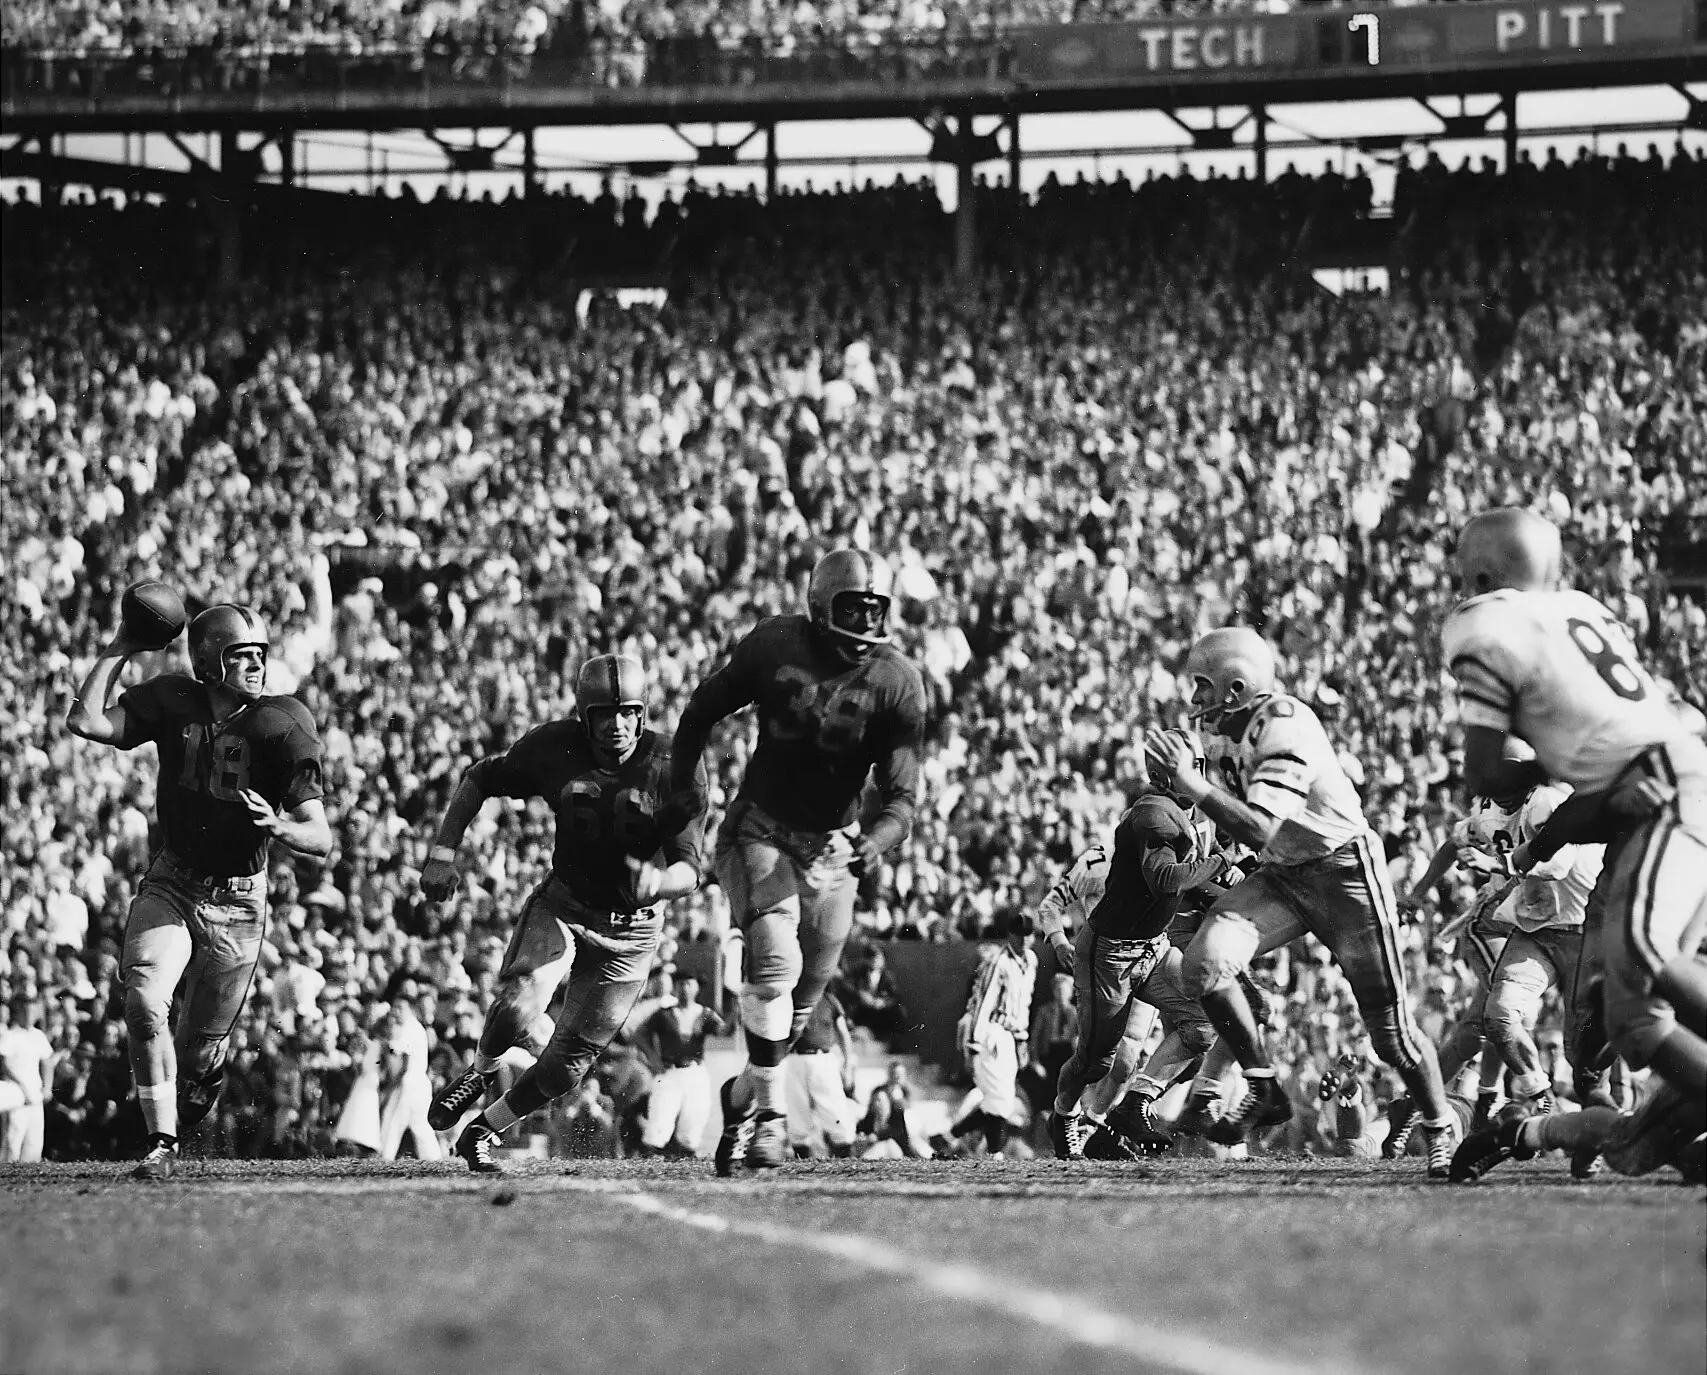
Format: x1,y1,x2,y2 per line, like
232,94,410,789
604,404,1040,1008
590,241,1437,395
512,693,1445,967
959,943,1039,1121
1442,586,1707,1066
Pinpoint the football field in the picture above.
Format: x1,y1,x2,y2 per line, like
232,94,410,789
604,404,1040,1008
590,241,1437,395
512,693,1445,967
2,1157,1702,1375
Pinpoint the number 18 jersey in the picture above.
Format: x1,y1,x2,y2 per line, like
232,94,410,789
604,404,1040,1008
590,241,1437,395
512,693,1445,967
1442,588,1689,791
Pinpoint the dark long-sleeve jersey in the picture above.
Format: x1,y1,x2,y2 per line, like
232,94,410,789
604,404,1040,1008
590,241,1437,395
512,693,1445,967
669,615,926,846
1088,793,1226,942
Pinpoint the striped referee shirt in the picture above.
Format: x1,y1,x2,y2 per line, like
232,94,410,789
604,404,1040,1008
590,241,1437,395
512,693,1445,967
967,943,1038,1040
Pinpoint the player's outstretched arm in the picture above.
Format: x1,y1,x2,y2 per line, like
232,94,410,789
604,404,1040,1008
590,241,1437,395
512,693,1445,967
1459,725,1549,807
241,794,332,858
1146,731,1279,853
66,629,145,746
419,770,494,901
1399,840,1463,914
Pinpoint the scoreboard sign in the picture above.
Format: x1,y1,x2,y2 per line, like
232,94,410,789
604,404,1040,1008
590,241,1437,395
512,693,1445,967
1009,0,1696,84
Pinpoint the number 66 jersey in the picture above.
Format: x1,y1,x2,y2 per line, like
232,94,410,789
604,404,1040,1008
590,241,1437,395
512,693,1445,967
1442,587,1694,791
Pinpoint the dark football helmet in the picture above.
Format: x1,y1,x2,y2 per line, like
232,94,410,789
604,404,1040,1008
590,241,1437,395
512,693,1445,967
577,653,647,766
188,605,270,701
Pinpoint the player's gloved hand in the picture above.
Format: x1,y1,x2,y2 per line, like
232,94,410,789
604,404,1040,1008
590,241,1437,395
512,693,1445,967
420,855,462,903
1050,934,1074,972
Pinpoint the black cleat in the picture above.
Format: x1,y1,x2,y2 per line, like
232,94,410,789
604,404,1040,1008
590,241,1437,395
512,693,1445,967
1449,1117,1534,1183
1106,1096,1176,1156
1173,1095,1219,1139
1382,1096,1419,1159
1425,1120,1460,1180
714,1078,754,1178
455,1122,504,1175
1048,1111,1089,1160
1207,1076,1292,1146
132,1133,179,1181
430,1065,497,1132
1082,1124,1142,1161
746,1112,788,1171
178,1070,225,1132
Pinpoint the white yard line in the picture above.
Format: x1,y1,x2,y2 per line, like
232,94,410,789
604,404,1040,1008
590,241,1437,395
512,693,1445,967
611,1186,1365,1375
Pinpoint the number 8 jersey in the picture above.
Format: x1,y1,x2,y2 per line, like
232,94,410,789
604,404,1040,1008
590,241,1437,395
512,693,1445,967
1442,587,1691,791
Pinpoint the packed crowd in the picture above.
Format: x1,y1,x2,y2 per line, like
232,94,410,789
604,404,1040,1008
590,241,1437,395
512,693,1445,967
3,143,1703,1157
4,0,1467,98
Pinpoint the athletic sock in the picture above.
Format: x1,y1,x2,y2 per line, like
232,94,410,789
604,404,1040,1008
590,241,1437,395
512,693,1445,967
1244,1067,1276,1082
138,1081,178,1139
472,1051,502,1076
483,1098,522,1134
749,1063,783,1115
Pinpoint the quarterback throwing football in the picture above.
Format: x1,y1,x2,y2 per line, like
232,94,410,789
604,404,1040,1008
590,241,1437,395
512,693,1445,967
68,604,331,1180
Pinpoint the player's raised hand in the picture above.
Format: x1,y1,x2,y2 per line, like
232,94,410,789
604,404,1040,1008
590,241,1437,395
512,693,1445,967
1144,729,1204,800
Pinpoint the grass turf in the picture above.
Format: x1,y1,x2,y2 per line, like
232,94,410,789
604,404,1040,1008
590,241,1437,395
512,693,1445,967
2,1156,1702,1375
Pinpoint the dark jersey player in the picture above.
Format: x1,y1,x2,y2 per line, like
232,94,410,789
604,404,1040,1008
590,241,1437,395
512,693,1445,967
1050,732,1228,1159
419,653,710,1173
668,548,927,1175
67,603,331,1180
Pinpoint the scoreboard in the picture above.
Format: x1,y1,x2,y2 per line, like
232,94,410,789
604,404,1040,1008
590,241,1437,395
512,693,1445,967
1009,0,1698,85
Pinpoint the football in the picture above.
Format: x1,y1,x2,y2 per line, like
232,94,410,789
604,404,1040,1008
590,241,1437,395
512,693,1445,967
120,580,187,651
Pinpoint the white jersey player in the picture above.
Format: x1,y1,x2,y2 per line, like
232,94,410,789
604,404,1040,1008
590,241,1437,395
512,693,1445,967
1036,841,1108,974
1147,627,1457,1176
1441,508,1707,1129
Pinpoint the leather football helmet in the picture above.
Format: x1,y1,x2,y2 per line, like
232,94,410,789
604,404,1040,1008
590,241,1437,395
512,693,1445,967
576,653,648,713
807,548,894,662
1455,508,1563,597
188,605,269,700
1183,628,1277,729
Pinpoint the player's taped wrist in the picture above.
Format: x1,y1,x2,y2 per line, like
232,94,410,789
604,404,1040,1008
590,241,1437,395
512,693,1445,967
429,845,458,864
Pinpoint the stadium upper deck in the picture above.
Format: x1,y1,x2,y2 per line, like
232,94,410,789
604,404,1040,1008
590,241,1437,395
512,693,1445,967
2,0,1701,131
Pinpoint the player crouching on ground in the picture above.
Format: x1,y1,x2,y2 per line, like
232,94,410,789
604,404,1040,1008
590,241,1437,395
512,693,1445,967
1146,628,1460,1177
68,603,331,1180
418,654,709,1173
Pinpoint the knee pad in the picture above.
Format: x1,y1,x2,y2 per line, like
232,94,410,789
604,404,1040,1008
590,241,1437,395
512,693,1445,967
1176,1019,1216,1058
123,989,169,1043
740,985,794,1043
537,1034,601,1100
1365,1006,1422,1076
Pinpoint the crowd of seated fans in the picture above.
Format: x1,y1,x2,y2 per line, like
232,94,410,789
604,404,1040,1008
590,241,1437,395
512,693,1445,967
3,142,1702,1158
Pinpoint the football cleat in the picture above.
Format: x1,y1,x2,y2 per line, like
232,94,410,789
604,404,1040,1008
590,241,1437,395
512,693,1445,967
1603,1081,1707,1178
177,1068,225,1132
1173,1094,1220,1139
1082,1124,1142,1162
1207,1076,1292,1146
1106,1097,1176,1156
1569,1148,1603,1181
131,1133,179,1181
714,1078,755,1178
455,1122,504,1175
1470,1092,1498,1133
430,1066,497,1132
1424,1121,1460,1180
1048,1111,1090,1161
1382,1096,1419,1159
1449,1117,1535,1183
746,1112,788,1171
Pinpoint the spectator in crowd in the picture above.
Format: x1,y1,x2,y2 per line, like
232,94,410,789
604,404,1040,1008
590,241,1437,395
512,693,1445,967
833,945,911,1046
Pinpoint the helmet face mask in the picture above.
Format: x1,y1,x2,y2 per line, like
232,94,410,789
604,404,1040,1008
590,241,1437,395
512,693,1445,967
1183,628,1276,733
189,605,270,702
576,654,647,766
808,550,894,664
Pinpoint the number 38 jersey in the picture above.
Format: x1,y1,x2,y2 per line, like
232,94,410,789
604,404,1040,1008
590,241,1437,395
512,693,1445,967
1209,694,1371,866
689,615,926,834
118,674,324,877
470,722,709,915
1442,588,1689,791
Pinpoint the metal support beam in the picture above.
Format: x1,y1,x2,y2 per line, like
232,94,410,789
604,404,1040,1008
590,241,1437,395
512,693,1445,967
765,123,778,199
278,132,295,185
523,126,537,198
955,115,976,282
1254,104,1268,184
1502,92,1518,170
1007,112,1020,194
